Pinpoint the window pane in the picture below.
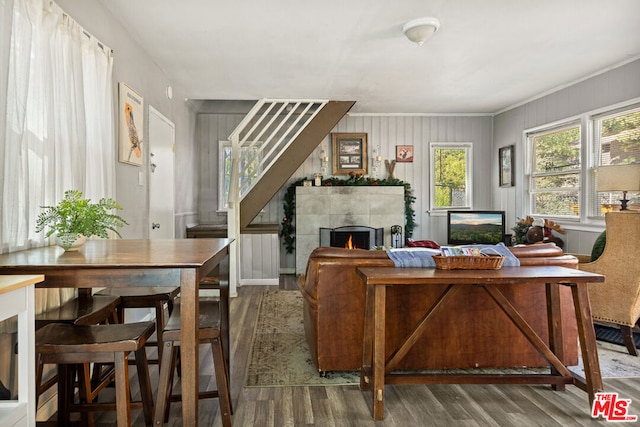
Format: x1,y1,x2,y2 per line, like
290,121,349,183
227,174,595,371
433,147,468,208
598,190,640,213
594,108,640,215
532,191,580,217
219,142,262,211
222,147,232,209
532,173,579,190
599,109,640,166
532,127,580,173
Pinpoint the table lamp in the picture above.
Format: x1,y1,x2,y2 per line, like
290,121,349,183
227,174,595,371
596,164,640,210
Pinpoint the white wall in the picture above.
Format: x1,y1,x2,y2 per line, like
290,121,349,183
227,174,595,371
56,0,200,238
493,59,640,254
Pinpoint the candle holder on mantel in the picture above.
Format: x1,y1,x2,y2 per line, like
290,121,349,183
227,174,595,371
314,173,323,186
319,149,329,176
372,146,382,178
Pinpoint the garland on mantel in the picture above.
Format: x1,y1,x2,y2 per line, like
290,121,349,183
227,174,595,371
280,174,416,254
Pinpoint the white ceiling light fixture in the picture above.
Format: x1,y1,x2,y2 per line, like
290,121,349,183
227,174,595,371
402,17,441,46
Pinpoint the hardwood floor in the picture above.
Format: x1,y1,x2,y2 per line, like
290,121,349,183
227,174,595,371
82,276,640,426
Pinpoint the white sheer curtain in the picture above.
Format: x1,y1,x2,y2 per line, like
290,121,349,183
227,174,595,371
1,0,115,317
2,0,115,254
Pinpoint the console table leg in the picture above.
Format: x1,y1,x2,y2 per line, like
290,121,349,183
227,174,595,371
546,282,565,391
372,285,386,420
360,283,374,391
571,283,604,404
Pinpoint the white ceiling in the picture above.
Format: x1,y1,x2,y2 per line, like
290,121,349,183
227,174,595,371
99,0,640,114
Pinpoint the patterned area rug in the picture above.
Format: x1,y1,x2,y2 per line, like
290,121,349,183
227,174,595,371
245,290,358,387
595,324,640,349
245,290,640,387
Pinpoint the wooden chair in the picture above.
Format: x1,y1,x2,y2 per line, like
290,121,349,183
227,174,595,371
35,321,156,426
154,281,231,427
95,286,180,366
578,211,640,356
35,291,121,407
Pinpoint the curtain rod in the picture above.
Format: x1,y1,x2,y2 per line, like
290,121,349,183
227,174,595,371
50,1,115,56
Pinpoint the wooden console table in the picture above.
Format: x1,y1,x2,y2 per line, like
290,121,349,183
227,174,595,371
356,265,605,420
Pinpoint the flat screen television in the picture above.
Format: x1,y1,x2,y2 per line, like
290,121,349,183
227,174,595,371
447,210,506,245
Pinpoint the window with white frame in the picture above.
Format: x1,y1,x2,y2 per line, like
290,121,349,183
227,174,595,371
218,141,262,211
429,143,472,210
593,106,640,216
526,103,640,220
527,123,581,218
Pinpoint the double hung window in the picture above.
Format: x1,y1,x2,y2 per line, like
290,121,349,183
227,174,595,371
527,124,581,217
429,143,473,210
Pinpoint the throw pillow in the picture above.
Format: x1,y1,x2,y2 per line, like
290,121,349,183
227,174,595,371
406,239,440,249
590,230,606,262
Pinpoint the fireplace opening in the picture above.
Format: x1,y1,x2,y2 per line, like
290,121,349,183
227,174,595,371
332,231,369,249
319,226,384,249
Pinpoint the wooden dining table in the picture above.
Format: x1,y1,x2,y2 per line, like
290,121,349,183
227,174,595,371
0,238,233,426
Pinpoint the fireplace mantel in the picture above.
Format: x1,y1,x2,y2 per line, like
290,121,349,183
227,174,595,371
295,186,405,274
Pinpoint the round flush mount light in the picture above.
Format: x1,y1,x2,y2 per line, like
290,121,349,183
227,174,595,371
402,17,441,46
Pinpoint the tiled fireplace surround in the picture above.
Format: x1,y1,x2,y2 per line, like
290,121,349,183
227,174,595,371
295,186,405,274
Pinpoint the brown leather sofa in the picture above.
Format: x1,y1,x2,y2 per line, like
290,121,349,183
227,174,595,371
298,243,579,373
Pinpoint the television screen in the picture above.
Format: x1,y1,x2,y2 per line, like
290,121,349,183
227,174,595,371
447,210,506,245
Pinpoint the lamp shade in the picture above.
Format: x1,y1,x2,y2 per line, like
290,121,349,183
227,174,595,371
596,164,640,192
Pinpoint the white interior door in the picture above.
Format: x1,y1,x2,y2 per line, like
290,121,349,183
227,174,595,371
148,106,175,239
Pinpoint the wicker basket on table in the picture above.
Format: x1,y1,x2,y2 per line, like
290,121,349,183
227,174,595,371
432,254,504,270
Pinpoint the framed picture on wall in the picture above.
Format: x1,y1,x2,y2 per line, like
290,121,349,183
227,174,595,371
396,145,414,162
118,82,144,166
499,145,514,187
332,133,368,175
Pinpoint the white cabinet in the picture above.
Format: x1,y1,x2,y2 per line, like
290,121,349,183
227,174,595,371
0,275,43,427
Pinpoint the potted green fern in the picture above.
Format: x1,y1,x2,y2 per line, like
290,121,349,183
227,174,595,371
35,190,128,250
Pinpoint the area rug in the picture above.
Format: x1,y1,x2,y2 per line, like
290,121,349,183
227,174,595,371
244,290,358,387
244,290,640,387
595,324,640,349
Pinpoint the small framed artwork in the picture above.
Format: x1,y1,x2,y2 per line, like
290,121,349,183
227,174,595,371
396,145,414,163
118,82,144,166
499,145,514,187
332,132,368,175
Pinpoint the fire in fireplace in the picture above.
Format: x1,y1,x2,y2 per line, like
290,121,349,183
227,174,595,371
319,226,384,249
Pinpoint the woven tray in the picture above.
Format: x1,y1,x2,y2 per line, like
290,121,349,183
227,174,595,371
432,254,504,270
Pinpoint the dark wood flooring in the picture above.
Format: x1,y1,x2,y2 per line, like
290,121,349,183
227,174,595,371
63,275,640,426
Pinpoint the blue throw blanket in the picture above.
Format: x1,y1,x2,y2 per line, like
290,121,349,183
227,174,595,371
386,243,520,268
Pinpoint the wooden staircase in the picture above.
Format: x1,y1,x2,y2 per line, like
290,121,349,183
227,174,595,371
225,99,355,294
238,100,355,229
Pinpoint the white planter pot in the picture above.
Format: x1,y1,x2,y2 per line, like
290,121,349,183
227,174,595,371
55,234,87,251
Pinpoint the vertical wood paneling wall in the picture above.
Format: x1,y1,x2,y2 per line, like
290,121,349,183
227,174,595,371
493,59,640,254
240,233,280,283
197,109,493,272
